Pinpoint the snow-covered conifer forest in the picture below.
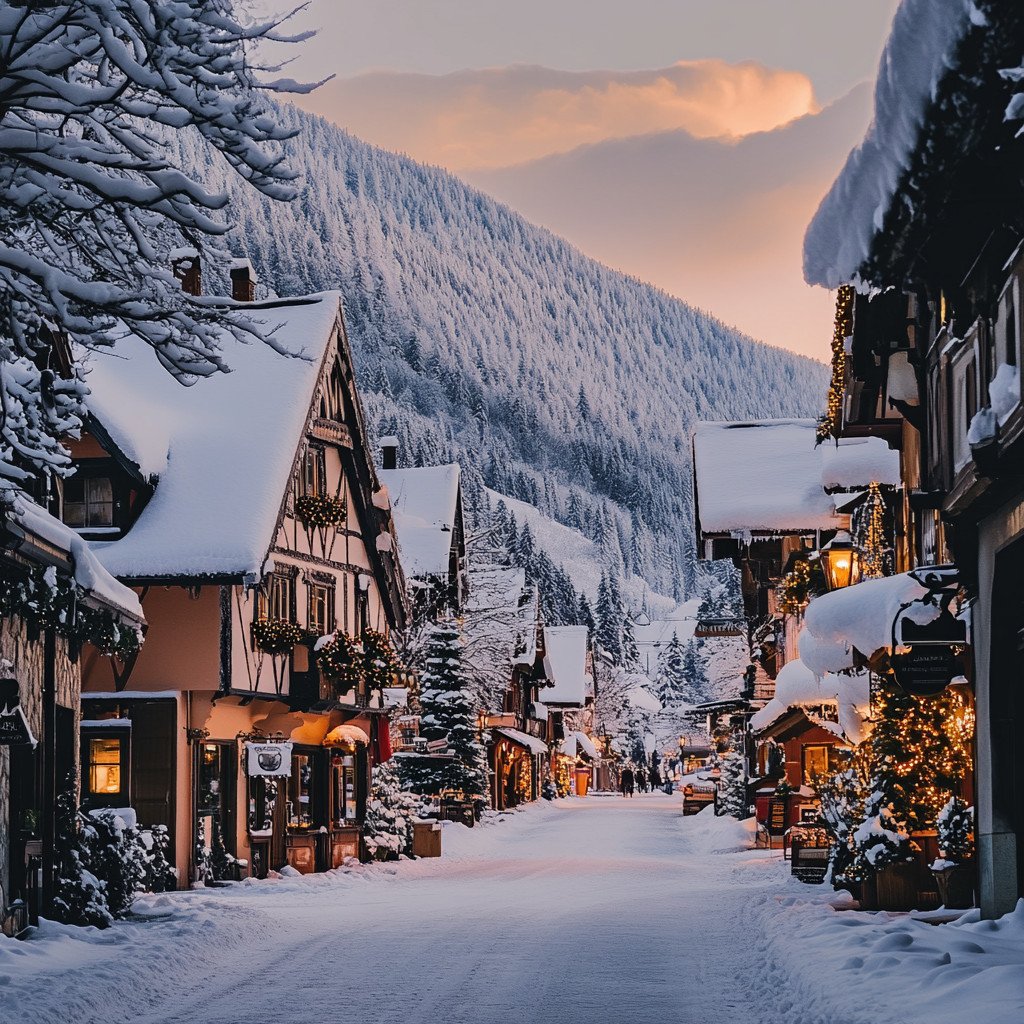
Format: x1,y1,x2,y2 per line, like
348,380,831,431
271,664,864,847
159,103,827,610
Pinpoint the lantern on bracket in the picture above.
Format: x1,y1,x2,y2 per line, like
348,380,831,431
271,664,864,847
819,530,862,590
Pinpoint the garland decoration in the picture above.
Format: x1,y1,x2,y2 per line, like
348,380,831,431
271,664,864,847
0,562,141,660
851,483,892,579
775,557,826,615
251,617,306,654
816,285,855,444
294,494,346,528
315,631,362,691
361,628,397,692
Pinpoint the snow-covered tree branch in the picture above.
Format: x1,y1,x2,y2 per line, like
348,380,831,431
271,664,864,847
0,0,320,481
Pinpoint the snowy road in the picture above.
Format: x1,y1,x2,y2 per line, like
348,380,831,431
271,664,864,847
3,795,1023,1024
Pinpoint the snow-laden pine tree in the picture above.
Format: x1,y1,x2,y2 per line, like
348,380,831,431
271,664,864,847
364,759,421,858
715,750,748,818
656,632,688,705
407,618,488,801
0,1,314,483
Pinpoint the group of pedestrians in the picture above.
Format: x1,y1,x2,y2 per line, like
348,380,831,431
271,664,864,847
619,761,667,797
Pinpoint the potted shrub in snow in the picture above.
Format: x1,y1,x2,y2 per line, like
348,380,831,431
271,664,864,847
930,797,975,909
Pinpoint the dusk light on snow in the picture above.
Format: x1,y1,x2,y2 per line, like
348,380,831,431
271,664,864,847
1,2,1023,1023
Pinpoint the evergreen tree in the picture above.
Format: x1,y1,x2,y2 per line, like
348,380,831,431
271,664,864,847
656,631,688,704
621,615,640,669
715,750,748,818
410,618,489,800
595,571,623,664
364,759,420,858
578,593,597,633
682,640,709,703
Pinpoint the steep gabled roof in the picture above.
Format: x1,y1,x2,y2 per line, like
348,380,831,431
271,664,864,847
378,464,460,578
79,293,407,626
542,625,590,705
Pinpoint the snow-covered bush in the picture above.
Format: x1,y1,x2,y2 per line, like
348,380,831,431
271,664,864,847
52,788,112,929
84,810,148,918
936,796,974,862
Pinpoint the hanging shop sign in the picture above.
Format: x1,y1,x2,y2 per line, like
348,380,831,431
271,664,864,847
890,568,967,696
0,677,36,747
767,798,788,836
246,741,293,777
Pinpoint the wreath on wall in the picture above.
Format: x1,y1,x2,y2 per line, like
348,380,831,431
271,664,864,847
294,495,346,528
251,618,306,655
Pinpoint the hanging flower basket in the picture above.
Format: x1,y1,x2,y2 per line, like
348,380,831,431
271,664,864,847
251,618,306,654
316,631,362,690
294,494,346,528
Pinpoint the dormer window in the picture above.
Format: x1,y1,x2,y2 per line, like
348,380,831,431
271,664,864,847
63,476,113,528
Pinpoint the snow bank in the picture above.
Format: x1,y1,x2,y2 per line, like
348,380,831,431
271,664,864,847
754,894,1024,1024
803,0,974,287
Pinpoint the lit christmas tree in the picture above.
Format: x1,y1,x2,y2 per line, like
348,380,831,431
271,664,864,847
402,617,488,801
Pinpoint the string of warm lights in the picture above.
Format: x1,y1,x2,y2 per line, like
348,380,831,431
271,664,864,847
853,483,891,578
816,285,855,444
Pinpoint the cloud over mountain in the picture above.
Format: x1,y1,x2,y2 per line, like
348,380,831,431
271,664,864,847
295,60,817,171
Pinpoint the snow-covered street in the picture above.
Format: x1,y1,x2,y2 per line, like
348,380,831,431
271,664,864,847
3,795,1022,1024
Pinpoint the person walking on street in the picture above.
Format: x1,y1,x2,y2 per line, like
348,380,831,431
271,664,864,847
620,767,634,797
636,767,647,793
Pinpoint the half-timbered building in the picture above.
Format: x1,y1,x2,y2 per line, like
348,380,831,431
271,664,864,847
67,288,408,881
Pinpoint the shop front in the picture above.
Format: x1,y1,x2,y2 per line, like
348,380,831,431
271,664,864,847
489,728,547,810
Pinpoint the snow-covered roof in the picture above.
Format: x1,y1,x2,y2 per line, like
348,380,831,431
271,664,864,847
694,422,904,536
82,294,344,579
4,490,144,623
495,727,548,756
749,657,835,733
820,437,901,490
693,421,837,534
803,0,974,288
378,465,460,579
561,730,599,759
542,625,589,705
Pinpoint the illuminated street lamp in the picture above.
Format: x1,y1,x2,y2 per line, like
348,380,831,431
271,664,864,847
819,530,862,590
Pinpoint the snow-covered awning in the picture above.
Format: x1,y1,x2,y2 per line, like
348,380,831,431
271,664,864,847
749,658,835,733
803,0,973,287
561,730,599,759
323,723,370,748
801,572,937,676
820,438,901,491
495,727,548,756
4,490,144,624
528,701,549,722
693,420,837,534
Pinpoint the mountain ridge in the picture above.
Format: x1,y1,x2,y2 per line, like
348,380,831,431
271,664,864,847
162,101,828,601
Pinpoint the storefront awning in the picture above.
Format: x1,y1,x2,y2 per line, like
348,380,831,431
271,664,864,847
561,730,599,759
323,723,370,748
495,727,548,756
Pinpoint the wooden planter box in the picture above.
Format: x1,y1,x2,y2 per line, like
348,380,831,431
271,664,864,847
412,820,442,858
874,862,918,911
285,833,317,874
331,826,361,868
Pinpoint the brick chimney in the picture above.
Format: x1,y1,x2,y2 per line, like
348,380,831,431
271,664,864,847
229,259,257,302
380,435,399,470
171,248,201,296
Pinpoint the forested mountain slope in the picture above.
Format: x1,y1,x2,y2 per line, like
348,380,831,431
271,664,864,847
166,103,827,600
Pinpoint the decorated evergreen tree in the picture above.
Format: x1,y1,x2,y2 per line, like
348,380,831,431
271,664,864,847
364,759,421,858
405,617,489,800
